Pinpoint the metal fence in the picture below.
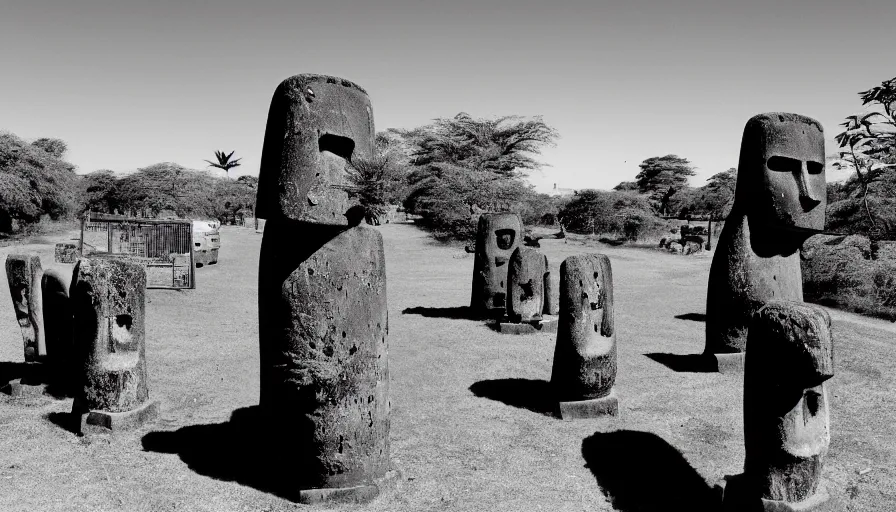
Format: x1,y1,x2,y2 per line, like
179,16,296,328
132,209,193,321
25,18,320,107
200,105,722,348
80,212,196,289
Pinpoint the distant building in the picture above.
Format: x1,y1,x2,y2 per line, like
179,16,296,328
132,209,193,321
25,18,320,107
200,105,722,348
548,183,576,197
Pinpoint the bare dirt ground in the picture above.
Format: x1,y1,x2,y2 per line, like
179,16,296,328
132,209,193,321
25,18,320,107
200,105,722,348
1,223,894,511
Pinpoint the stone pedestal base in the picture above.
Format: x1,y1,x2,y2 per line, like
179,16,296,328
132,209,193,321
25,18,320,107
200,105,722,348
2,378,49,398
497,315,558,335
75,400,160,434
297,468,402,505
713,352,745,373
557,388,619,419
722,473,837,511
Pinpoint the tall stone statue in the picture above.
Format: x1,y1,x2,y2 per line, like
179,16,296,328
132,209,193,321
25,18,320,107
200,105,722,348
6,254,45,361
470,212,523,317
705,113,826,371
257,74,393,503
42,268,75,392
550,254,618,418
722,300,835,511
70,258,158,433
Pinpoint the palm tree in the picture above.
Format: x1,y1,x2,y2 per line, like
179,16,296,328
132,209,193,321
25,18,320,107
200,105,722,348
204,150,242,177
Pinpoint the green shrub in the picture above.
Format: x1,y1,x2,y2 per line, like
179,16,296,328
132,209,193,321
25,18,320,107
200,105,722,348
802,234,896,320
559,189,669,241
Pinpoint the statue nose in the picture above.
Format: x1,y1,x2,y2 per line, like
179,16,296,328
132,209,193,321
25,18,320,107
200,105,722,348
795,167,821,211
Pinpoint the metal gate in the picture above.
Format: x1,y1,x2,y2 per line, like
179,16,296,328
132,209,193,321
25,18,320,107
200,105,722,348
80,212,196,289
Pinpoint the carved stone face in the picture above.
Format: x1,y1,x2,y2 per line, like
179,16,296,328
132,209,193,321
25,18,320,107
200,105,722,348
470,213,523,312
507,247,546,322
570,257,614,354
551,254,616,401
256,74,375,225
72,258,149,412
736,113,826,232
744,300,834,502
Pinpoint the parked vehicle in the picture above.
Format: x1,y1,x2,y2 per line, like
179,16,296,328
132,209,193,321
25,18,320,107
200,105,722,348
192,220,220,267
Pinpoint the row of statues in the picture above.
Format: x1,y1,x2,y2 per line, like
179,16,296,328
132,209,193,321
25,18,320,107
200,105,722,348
1,72,837,510
5,254,158,432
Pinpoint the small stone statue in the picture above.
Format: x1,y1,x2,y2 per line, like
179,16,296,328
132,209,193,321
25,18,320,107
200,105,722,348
550,254,618,418
70,257,158,433
470,212,523,317
6,254,45,361
722,300,835,511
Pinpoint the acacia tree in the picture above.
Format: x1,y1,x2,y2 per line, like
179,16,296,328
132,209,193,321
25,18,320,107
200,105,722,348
695,168,736,220
399,112,558,240
79,169,120,214
0,133,78,233
634,155,696,215
831,76,896,238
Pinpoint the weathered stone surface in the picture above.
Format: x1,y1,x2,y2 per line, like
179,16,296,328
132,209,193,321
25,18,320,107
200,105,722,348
714,351,746,374
42,269,73,359
297,469,402,505
256,74,374,225
730,300,834,508
497,315,558,335
470,213,523,316
551,254,616,402
258,221,390,491
558,388,619,419
55,243,79,263
723,474,837,511
80,399,160,433
70,258,152,425
706,113,826,356
6,254,45,361
542,254,556,316
507,247,547,323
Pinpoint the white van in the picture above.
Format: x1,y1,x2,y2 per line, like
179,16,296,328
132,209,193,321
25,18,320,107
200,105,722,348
192,220,220,267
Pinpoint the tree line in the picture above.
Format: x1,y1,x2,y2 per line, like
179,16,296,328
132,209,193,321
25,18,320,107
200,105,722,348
2,75,893,240
0,133,257,235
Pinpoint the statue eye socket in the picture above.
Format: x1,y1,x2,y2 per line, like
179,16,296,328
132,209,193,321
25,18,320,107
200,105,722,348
766,156,802,173
806,161,824,175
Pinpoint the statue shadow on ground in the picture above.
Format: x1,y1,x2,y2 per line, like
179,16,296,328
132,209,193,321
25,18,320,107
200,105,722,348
0,362,70,399
468,378,556,417
402,306,484,321
643,353,717,373
582,430,721,512
140,406,301,502
675,313,707,322
45,411,79,434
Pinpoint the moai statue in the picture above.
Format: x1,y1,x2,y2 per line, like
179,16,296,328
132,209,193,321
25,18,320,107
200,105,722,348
470,212,523,317
722,300,835,511
257,74,393,503
550,254,618,418
70,258,158,433
705,113,826,372
5,254,45,362
500,248,557,334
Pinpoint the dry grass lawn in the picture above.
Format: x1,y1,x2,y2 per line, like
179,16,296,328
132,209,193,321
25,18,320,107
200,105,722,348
1,222,894,511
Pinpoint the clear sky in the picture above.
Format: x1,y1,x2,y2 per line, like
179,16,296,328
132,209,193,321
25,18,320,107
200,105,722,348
1,0,893,191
